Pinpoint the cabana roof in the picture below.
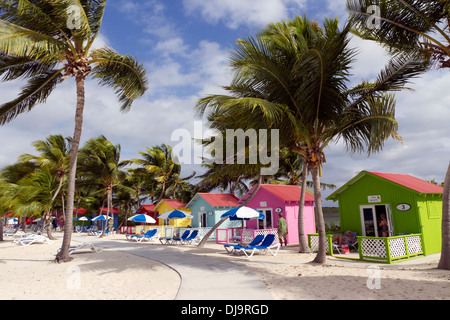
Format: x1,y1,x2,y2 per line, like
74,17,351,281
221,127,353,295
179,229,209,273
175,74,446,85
327,171,443,200
99,207,121,214
239,184,315,204
135,204,156,215
186,193,239,208
154,199,187,211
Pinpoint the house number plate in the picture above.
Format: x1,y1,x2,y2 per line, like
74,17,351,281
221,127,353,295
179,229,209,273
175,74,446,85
396,203,411,211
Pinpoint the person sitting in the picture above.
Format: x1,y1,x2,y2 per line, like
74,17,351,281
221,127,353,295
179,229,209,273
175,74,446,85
332,231,355,245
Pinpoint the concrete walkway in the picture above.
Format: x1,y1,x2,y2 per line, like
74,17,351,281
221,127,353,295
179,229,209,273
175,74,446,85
72,234,273,300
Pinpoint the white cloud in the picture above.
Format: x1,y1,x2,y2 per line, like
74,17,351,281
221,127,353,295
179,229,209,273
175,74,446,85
116,0,180,39
183,0,307,29
348,35,391,81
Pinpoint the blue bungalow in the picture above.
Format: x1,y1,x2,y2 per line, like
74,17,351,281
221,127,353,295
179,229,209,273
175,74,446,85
185,193,241,229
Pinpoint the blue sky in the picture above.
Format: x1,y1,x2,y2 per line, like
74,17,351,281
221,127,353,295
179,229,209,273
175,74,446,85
1,0,450,205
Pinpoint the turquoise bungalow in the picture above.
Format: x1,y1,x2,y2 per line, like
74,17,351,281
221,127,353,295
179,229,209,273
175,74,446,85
185,193,241,229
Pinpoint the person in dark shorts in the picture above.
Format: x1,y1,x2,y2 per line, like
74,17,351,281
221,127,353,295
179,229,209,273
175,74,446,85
277,213,288,246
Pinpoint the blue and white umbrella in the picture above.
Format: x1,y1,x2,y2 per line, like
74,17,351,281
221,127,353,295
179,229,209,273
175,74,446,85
221,206,265,221
127,214,156,224
76,216,91,221
7,218,18,225
158,210,193,229
157,210,193,220
91,215,112,221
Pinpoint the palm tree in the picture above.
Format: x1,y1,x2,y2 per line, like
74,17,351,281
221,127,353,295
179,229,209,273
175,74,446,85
347,0,450,270
77,136,129,237
0,1,148,262
130,144,181,203
1,167,59,239
19,135,71,227
197,16,429,263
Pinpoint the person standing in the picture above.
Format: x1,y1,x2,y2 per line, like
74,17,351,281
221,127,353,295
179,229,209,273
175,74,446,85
277,213,288,246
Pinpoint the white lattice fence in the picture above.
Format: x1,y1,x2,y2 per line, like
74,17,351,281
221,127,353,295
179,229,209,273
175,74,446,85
308,234,331,253
216,229,229,244
254,229,279,243
406,235,422,255
359,234,423,263
389,238,407,258
361,238,387,258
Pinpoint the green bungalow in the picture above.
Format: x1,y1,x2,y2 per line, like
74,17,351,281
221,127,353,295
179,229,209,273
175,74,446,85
325,171,443,263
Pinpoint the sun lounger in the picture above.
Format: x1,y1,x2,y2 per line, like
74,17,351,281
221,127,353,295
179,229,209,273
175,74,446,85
182,229,199,244
224,234,264,254
57,242,103,255
171,230,191,245
14,234,53,246
235,234,281,258
126,229,157,242
4,230,27,238
69,243,103,255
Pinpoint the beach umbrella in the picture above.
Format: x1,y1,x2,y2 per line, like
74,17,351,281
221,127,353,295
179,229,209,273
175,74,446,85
127,214,156,224
91,215,112,221
7,218,18,225
76,216,91,221
221,206,265,221
158,210,193,231
157,209,193,220
76,216,91,230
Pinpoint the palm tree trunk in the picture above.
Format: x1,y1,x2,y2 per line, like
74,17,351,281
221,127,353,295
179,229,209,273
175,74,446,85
0,217,3,242
298,161,311,253
197,216,228,248
101,189,112,237
311,166,327,264
438,162,450,270
55,77,85,263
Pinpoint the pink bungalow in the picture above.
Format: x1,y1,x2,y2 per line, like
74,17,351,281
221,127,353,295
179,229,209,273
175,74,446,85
240,184,316,245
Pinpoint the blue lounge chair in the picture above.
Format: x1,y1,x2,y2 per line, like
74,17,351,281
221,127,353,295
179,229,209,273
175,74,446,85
171,230,191,245
182,229,199,244
224,234,264,254
159,229,178,245
126,229,157,242
236,234,281,258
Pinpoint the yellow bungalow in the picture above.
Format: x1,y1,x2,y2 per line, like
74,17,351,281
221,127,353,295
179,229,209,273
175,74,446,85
154,199,192,228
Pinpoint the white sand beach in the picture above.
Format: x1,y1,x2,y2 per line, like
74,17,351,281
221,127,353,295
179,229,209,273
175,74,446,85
1,232,449,300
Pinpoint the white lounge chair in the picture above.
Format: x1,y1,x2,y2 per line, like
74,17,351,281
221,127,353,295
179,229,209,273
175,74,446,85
4,230,27,238
14,234,53,246
64,242,103,255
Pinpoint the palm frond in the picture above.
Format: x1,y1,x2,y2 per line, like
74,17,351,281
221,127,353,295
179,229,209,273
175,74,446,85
347,0,448,53
0,68,65,125
90,48,149,111
0,53,58,81
333,93,401,154
0,0,60,37
0,19,66,62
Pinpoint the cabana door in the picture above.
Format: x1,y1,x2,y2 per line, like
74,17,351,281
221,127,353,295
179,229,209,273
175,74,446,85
198,212,207,227
257,208,273,229
360,204,394,237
